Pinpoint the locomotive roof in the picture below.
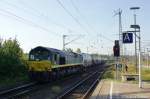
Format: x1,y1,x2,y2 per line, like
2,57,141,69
30,46,66,57
30,46,82,57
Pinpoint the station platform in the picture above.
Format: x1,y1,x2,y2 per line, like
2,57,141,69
90,79,150,99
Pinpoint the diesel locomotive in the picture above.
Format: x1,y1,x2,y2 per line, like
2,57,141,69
28,46,101,81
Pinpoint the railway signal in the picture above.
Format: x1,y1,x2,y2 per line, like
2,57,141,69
113,40,120,57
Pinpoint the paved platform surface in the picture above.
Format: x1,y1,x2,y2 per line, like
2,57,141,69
90,80,150,99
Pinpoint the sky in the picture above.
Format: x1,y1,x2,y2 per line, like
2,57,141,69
0,0,149,55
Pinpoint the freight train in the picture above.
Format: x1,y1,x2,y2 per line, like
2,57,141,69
28,46,102,81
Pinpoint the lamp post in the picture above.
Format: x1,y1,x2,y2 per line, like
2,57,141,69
63,35,67,50
130,24,142,88
130,7,140,73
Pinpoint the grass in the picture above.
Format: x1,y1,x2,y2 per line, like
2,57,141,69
141,60,150,66
102,60,150,82
125,63,150,81
124,63,136,74
142,68,150,81
102,62,136,80
102,63,115,79
0,74,29,88
0,63,30,88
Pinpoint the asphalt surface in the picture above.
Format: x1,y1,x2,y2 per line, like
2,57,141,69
90,80,150,99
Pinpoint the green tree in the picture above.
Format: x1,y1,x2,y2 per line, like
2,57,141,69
0,38,26,79
0,38,23,65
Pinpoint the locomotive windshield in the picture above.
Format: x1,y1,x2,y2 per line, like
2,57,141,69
29,48,52,61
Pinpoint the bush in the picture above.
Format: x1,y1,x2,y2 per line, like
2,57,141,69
0,38,28,83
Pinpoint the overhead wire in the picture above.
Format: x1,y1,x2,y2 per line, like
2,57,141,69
0,0,76,34
70,0,113,42
65,35,84,45
0,8,60,36
56,0,94,51
56,0,90,35
0,0,113,53
70,0,93,32
5,0,87,49
17,0,74,32
70,0,113,54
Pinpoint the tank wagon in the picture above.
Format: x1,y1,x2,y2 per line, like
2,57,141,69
81,53,92,66
28,46,101,81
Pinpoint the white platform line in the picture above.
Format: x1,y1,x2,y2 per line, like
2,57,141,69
110,81,113,99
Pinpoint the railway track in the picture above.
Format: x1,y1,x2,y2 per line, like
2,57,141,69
0,64,106,99
0,82,37,99
57,70,105,99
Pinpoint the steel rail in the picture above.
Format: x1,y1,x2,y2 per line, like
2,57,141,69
82,71,105,99
56,71,103,99
0,82,37,98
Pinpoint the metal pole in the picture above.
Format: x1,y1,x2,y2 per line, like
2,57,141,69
118,9,123,66
138,28,142,88
63,35,66,50
119,9,122,56
130,7,140,73
114,9,122,63
139,49,141,88
147,48,149,68
115,57,118,80
148,52,149,68
134,14,138,73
